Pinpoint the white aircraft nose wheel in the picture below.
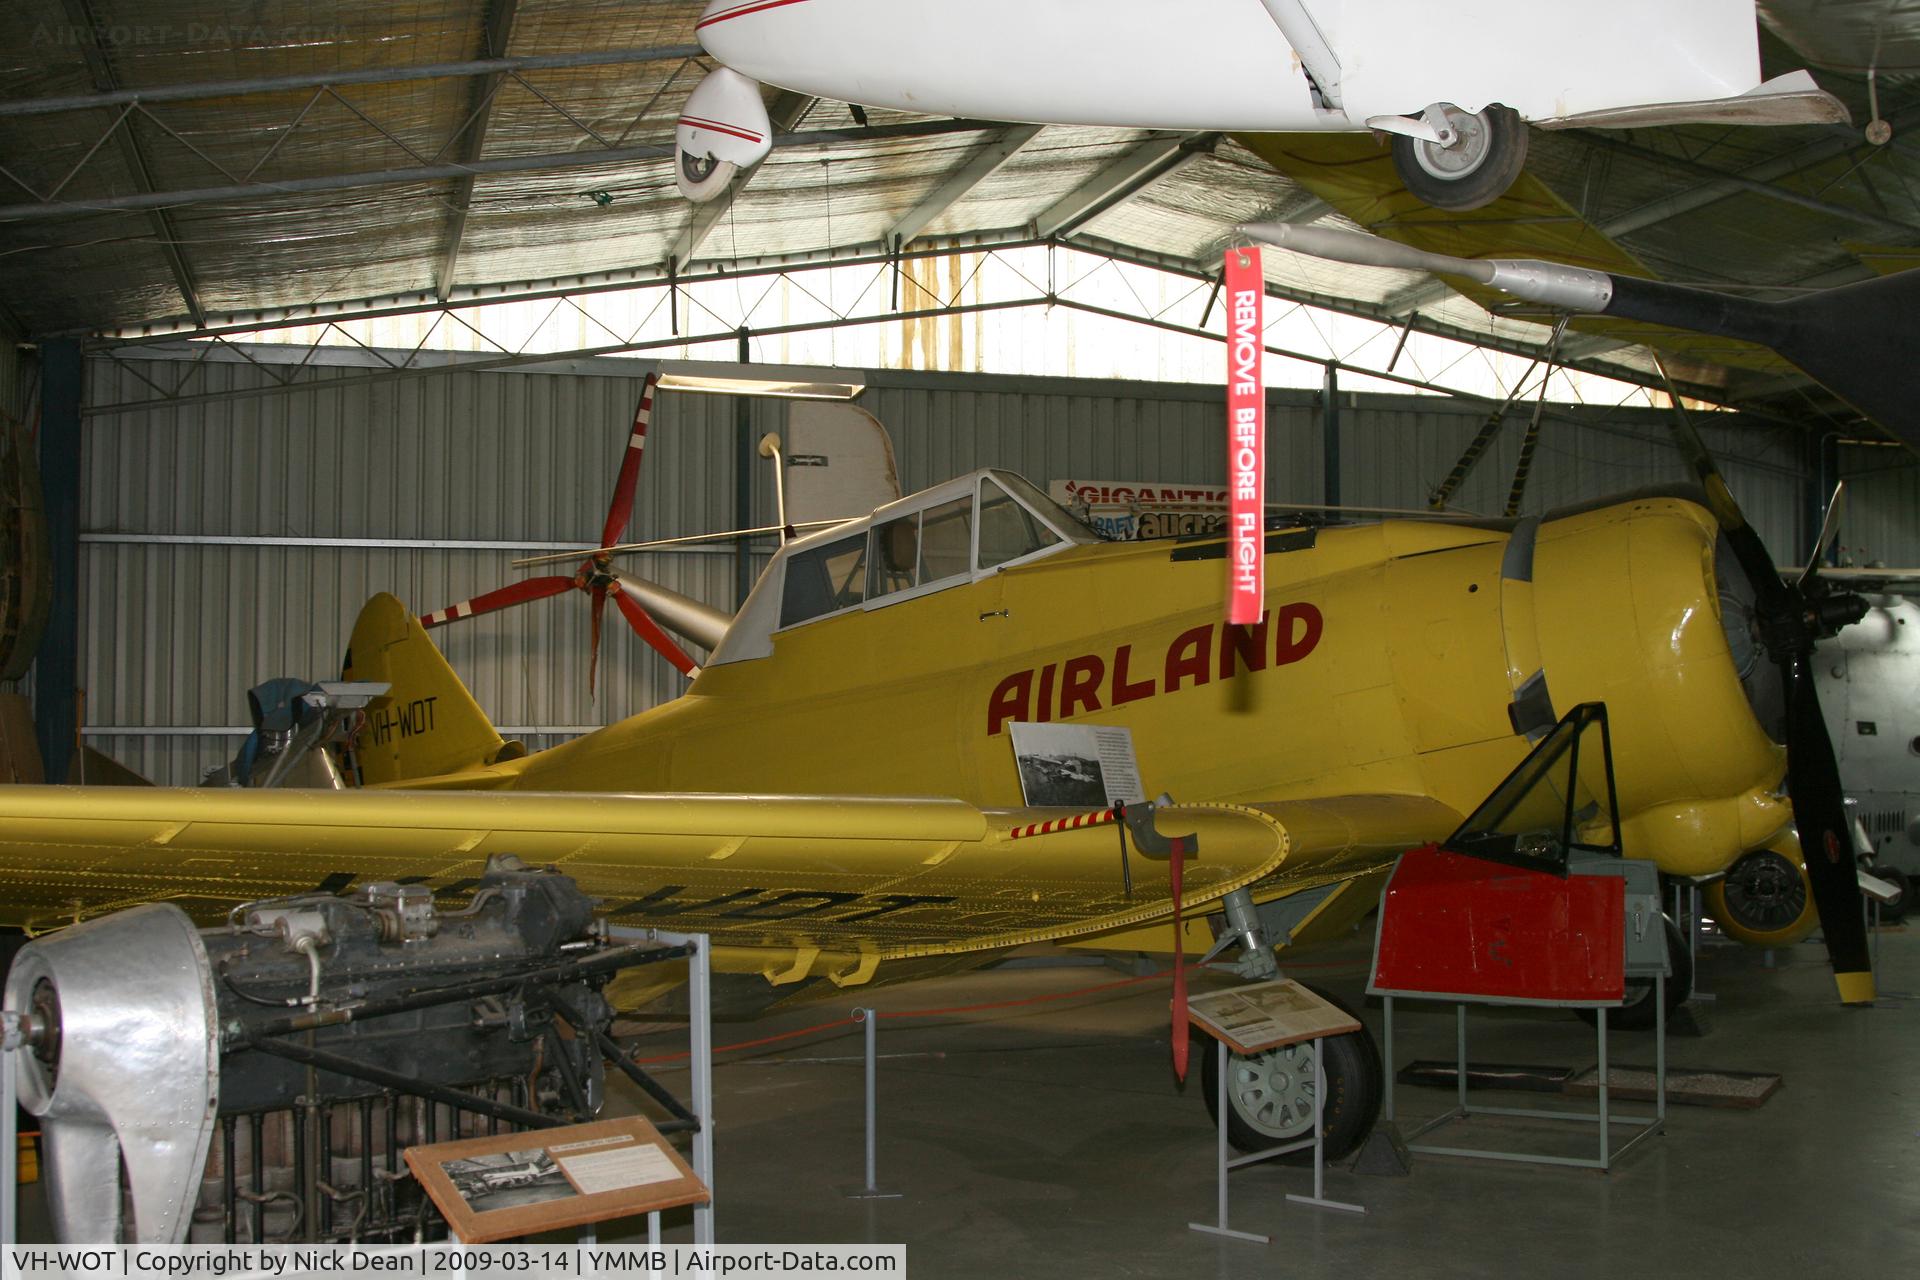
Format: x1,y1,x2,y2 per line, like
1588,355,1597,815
1200,992,1383,1162
1389,103,1528,211
678,150,738,203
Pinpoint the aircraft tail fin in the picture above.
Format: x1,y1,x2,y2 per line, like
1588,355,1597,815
341,593,525,787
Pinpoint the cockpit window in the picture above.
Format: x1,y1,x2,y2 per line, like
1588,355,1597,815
988,470,1104,544
978,477,1061,569
779,532,867,628
869,513,920,598
918,496,973,583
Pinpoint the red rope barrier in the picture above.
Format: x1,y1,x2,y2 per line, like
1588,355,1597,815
621,963,1368,1065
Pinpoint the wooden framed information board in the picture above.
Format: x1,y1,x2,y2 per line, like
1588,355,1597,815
1187,978,1361,1056
407,1115,709,1244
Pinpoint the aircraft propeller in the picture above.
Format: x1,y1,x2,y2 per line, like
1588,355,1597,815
420,373,699,689
1245,222,1879,1002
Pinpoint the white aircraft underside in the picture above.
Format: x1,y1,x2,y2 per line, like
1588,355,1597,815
676,0,1846,209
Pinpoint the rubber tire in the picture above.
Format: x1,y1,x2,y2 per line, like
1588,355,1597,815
1577,916,1691,1032
1389,104,1528,212
1200,984,1382,1162
677,150,738,203
1874,865,1910,924
1706,847,1819,948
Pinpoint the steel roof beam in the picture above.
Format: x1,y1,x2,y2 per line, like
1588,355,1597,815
1033,132,1216,238
886,125,1044,249
1580,131,1920,241
0,117,995,224
57,0,203,325
435,0,522,303
0,47,702,118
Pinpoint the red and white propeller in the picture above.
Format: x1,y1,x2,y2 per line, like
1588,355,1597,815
421,373,699,689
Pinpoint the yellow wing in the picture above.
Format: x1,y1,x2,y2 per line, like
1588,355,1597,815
0,786,1289,961
1235,131,1792,377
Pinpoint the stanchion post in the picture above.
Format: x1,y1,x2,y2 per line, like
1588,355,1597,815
843,1008,902,1199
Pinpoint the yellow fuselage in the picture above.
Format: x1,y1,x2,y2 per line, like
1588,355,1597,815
494,494,1786,884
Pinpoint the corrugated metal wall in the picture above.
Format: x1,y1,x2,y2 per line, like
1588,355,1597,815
83,347,1818,784
1838,443,1920,567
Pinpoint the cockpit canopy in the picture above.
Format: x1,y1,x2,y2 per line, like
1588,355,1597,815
707,469,1100,667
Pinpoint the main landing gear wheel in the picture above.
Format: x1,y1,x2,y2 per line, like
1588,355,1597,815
1200,987,1382,1161
1389,103,1528,211
677,149,738,203
1577,915,1692,1032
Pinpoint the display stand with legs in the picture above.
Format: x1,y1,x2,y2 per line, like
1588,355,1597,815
1187,980,1365,1244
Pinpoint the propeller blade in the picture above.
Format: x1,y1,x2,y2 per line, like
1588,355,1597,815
600,373,660,551
1649,358,1794,615
1798,482,1847,593
1240,223,1494,280
587,586,611,696
1782,657,1876,1002
420,576,576,628
610,584,700,677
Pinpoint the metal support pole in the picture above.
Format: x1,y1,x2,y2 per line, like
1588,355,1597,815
863,1010,877,1191
1321,361,1340,508
1215,1045,1230,1227
1655,972,1666,1126
1283,1037,1366,1215
843,1009,901,1199
734,328,755,609
35,338,83,784
1456,1005,1468,1116
1381,996,1395,1123
689,936,714,1244
1187,1042,1270,1242
3,1029,16,1246
1598,1006,1610,1169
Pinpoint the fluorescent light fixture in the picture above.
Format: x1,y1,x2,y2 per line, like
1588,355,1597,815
655,360,866,400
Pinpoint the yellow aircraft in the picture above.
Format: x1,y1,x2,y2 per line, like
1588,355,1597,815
0,410,1877,1157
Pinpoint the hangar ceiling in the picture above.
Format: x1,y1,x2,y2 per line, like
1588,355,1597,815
0,0,1916,432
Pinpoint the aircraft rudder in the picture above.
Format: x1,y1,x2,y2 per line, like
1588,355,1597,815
342,593,522,786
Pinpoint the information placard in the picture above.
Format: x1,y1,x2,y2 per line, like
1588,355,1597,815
406,1116,707,1244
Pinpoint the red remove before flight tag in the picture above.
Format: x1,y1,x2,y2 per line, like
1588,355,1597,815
1224,248,1264,626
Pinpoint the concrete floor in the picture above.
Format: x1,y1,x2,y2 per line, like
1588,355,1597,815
16,925,1913,1272
615,924,1919,1278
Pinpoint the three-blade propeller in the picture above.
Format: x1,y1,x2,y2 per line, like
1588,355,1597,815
1246,223,1879,1001
420,374,698,689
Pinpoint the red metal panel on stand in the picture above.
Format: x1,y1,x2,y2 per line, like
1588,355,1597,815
1370,845,1625,1004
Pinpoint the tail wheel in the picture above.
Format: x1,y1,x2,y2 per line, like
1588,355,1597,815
1706,847,1820,947
1389,103,1528,211
1577,915,1692,1032
1200,985,1382,1161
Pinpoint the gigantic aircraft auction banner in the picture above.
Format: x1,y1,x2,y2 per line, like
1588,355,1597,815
1224,248,1264,626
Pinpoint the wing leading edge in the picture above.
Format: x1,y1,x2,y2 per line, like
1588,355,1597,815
0,786,1289,959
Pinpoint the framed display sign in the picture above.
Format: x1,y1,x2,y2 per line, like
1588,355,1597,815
407,1115,709,1244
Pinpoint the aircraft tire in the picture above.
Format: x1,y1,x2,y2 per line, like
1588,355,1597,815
1874,864,1910,923
1706,847,1819,947
677,150,738,203
1389,104,1528,212
1577,916,1691,1032
1200,984,1382,1161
